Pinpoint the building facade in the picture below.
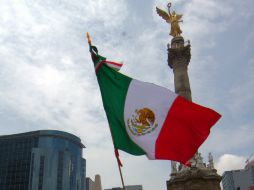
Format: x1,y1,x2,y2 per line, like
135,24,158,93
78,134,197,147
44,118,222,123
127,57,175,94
86,177,96,190
222,160,254,190
0,130,86,190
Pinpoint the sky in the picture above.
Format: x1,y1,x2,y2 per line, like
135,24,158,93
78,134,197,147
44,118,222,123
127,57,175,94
0,0,253,189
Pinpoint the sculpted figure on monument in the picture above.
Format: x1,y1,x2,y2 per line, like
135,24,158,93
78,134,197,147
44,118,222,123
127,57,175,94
196,153,205,168
156,2,183,37
171,161,177,173
208,152,214,169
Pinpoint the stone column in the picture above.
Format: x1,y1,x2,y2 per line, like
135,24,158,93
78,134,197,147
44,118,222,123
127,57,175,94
168,36,191,101
168,36,192,176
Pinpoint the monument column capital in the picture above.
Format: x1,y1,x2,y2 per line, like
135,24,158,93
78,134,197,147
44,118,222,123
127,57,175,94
168,37,191,69
167,36,192,101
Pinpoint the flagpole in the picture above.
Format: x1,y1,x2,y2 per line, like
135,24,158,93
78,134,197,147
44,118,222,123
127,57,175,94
86,32,126,190
118,166,126,190
107,128,126,190
115,149,126,190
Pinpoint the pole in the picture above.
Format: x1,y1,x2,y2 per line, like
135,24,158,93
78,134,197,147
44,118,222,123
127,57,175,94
115,149,126,190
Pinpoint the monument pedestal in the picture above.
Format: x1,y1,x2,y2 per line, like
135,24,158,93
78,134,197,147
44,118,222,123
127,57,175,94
167,167,221,190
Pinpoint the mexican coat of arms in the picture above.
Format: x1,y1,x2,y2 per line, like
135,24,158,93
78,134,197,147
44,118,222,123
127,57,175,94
127,107,158,136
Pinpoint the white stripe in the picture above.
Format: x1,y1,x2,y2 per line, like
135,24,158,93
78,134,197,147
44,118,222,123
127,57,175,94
124,79,177,159
106,63,121,70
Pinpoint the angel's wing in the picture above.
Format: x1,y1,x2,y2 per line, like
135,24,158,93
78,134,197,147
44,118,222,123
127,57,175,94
176,14,183,20
156,7,170,23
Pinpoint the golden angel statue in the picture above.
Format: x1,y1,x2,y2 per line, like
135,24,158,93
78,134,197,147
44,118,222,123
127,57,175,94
156,2,183,37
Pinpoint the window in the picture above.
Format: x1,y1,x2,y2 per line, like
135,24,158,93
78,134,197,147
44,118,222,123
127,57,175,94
57,151,64,190
38,156,45,190
28,153,34,190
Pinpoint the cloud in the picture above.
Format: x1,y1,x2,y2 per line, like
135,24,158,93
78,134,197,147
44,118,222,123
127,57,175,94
200,123,254,157
215,154,246,175
0,0,128,126
227,59,254,115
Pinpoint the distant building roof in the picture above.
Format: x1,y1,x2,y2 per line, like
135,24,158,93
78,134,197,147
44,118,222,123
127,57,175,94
0,130,85,148
105,185,143,190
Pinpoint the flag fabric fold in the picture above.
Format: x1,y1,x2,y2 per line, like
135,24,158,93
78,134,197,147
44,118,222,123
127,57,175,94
89,44,221,164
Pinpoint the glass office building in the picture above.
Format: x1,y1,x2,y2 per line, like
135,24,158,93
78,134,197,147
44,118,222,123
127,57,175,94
0,130,86,190
222,160,254,190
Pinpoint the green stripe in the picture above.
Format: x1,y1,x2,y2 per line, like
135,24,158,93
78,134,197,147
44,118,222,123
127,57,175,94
94,54,106,67
96,64,145,155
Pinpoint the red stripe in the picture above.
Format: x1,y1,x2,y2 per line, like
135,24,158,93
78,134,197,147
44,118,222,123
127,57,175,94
102,60,123,67
95,61,104,73
95,60,122,73
155,96,221,164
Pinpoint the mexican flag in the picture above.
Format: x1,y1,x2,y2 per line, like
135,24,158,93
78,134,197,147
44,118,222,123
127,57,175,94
89,45,221,164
